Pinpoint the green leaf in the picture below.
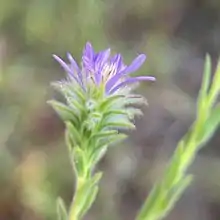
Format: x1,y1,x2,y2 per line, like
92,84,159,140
103,108,143,120
106,133,127,146
208,58,220,107
68,85,86,103
91,130,118,138
164,175,193,215
99,95,124,111
79,186,99,218
47,100,79,124
126,107,143,119
136,175,192,220
197,54,211,108
163,141,185,188
67,97,85,114
89,145,108,165
66,122,82,147
104,121,135,130
198,105,220,147
103,109,128,118
65,128,74,151
136,182,167,220
57,197,68,220
71,146,86,177
82,112,102,131
76,173,102,218
123,95,147,106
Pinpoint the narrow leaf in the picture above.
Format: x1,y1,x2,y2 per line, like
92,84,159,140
123,96,147,106
198,105,220,147
106,133,127,146
47,100,78,123
126,107,143,119
99,95,124,111
91,130,118,138
57,197,68,220
71,146,86,176
208,58,220,107
66,122,82,146
198,54,211,107
166,175,193,209
79,186,99,218
104,121,135,130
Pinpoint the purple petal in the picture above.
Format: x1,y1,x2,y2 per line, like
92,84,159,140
110,54,120,63
105,73,121,93
53,54,79,84
83,42,95,60
82,42,95,71
109,76,156,94
105,54,146,92
82,56,94,72
110,54,123,70
53,54,71,73
67,53,84,87
94,48,111,85
121,54,146,75
95,48,111,64
67,53,80,72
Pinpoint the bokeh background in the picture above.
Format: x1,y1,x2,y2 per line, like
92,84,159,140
1,0,220,219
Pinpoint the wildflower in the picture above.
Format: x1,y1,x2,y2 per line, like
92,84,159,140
50,42,155,155
50,42,156,220
53,42,155,95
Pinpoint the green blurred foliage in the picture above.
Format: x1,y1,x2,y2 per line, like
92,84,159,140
0,0,220,220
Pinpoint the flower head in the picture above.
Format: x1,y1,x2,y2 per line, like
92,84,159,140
50,42,156,171
53,42,155,95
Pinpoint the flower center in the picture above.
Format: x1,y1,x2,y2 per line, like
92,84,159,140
102,63,117,83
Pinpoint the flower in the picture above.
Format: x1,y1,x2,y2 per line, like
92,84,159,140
53,42,155,95
50,42,156,167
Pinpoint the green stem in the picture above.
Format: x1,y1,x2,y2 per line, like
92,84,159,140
68,178,86,220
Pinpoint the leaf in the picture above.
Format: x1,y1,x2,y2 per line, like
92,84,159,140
136,174,192,220
103,108,143,120
47,100,79,124
198,105,220,147
126,107,143,119
164,175,193,214
67,96,85,114
197,54,211,109
91,130,118,138
66,122,82,146
82,112,103,131
135,141,190,220
65,128,74,151
207,58,220,107
135,182,167,220
57,197,68,220
103,109,128,118
76,173,102,219
163,141,185,188
99,95,124,111
103,120,135,130
79,186,99,218
71,146,86,177
68,84,86,102
89,145,108,165
105,133,127,146
123,95,147,106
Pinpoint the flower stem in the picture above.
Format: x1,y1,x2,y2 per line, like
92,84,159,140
68,178,86,220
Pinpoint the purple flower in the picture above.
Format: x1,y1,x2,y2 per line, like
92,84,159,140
53,42,155,94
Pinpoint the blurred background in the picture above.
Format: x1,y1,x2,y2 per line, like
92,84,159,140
0,0,220,219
